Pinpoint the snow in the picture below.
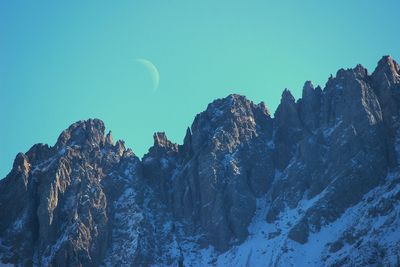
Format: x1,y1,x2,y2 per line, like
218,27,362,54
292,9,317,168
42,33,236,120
213,108,224,118
160,158,169,169
149,171,400,267
266,139,275,149
41,222,77,266
12,216,25,231
323,118,343,138
2,138,399,266
58,148,66,155
31,155,58,174
143,156,154,164
222,152,241,176
102,183,143,266
335,84,343,91
213,191,329,267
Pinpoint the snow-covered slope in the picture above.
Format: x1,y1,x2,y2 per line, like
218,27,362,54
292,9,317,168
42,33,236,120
172,171,400,267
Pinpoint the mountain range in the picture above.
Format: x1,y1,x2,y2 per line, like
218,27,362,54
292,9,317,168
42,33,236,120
1,56,400,266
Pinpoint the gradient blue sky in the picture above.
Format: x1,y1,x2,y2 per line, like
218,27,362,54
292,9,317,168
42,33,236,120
1,1,399,178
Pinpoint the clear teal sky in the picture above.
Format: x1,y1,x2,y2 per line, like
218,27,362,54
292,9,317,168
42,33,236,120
1,1,399,178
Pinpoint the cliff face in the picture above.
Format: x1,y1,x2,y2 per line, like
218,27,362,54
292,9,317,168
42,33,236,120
1,56,400,266
0,119,142,266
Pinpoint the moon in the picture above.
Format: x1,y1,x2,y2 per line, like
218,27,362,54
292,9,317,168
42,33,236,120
135,58,160,91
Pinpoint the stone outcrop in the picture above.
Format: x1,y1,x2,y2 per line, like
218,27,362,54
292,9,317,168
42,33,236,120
0,119,143,266
168,94,274,250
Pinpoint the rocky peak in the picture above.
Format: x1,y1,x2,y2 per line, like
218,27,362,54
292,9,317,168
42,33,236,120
166,94,274,250
180,127,193,157
335,64,368,81
224,93,271,123
55,118,106,150
301,81,323,102
372,55,400,86
9,153,30,188
354,64,368,78
257,101,269,115
281,88,296,104
299,81,322,132
153,132,171,147
321,62,383,129
141,132,179,208
302,80,315,96
203,94,257,123
115,140,126,156
25,143,51,165
105,130,114,146
274,89,301,129
190,94,272,153
370,56,400,117
12,153,30,172
104,130,127,156
143,132,179,171
274,89,303,170
148,132,179,156
369,56,400,166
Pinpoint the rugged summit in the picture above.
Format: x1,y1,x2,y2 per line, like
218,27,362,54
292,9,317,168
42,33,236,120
1,56,400,266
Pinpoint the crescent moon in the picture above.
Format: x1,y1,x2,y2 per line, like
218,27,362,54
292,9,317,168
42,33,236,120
135,58,160,91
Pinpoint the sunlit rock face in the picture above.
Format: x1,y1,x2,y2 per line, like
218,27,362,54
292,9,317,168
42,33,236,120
0,119,143,266
1,57,400,266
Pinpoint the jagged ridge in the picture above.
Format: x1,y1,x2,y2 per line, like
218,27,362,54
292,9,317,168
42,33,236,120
1,56,400,266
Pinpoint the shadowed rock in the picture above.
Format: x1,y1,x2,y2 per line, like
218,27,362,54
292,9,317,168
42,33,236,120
1,56,400,266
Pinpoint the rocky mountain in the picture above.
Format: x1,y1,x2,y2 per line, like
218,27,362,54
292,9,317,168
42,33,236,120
1,56,400,266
